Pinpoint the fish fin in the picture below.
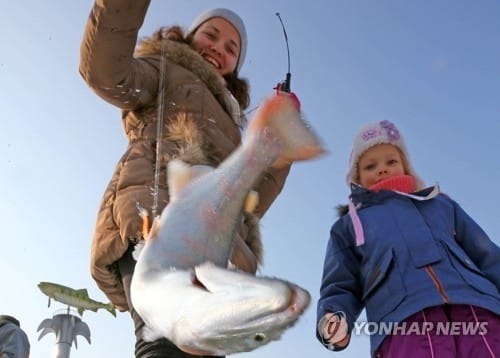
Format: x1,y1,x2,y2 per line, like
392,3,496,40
247,94,325,168
142,215,150,238
48,297,51,307
167,160,214,200
193,262,251,293
77,307,84,316
244,190,259,213
106,303,117,317
76,289,90,298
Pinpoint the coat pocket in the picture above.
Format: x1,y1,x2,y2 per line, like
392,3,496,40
362,249,407,322
441,241,500,296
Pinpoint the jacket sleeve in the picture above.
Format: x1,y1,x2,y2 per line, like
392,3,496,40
316,221,364,351
451,199,500,291
79,0,158,109
0,323,30,357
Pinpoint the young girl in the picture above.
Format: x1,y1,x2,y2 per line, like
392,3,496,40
316,120,500,357
80,2,293,357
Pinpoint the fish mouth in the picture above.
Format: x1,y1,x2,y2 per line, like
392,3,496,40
272,284,311,323
224,284,311,350
287,286,311,315
229,282,311,335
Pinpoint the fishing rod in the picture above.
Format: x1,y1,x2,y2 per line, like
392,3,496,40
275,12,291,93
244,12,293,116
152,41,168,218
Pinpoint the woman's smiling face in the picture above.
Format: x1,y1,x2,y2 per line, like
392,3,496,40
191,17,241,75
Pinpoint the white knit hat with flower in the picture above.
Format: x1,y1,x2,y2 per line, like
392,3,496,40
346,120,425,190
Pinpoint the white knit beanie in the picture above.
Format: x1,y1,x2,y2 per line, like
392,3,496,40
346,120,425,189
188,8,247,73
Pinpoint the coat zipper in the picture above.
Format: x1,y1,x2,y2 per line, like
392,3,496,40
424,265,450,303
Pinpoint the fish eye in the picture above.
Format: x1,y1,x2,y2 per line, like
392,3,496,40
254,333,266,342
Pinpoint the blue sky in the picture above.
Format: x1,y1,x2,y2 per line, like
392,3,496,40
1,1,499,357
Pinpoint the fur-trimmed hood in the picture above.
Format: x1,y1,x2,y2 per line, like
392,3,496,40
336,204,349,217
135,38,245,127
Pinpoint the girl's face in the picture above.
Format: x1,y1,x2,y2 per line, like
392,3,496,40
191,17,240,76
358,144,406,187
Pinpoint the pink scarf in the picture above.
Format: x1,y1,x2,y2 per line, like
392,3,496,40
368,175,415,193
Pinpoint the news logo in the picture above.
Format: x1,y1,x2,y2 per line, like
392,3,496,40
318,311,348,349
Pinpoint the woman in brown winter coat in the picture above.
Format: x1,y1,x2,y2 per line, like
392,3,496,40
79,1,291,357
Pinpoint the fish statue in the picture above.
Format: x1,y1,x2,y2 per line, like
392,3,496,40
38,281,116,317
131,94,324,355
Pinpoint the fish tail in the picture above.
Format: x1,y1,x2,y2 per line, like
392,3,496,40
247,94,324,168
106,303,117,317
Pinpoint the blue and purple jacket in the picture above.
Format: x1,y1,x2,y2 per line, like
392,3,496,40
316,184,500,356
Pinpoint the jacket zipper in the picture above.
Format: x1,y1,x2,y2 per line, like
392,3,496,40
424,265,450,303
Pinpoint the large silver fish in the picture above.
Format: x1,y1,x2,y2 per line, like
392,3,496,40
131,94,324,355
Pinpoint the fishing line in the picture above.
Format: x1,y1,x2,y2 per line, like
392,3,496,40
152,40,168,218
